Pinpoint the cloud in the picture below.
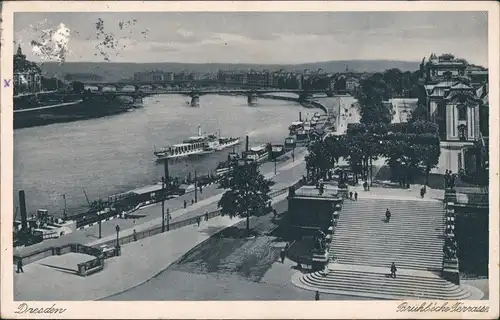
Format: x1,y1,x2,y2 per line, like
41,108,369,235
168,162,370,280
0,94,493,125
13,12,488,66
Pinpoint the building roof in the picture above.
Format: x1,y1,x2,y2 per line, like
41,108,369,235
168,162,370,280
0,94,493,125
434,81,457,88
424,84,436,93
482,94,489,106
450,83,473,90
129,184,163,195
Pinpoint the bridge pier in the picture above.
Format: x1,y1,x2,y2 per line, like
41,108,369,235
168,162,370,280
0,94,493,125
298,91,312,102
133,96,143,105
190,94,200,107
247,92,257,106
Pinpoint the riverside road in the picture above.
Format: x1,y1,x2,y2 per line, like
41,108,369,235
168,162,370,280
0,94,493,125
15,147,307,257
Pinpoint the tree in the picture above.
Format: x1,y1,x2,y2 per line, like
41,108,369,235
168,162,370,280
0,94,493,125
355,74,393,125
334,77,346,91
305,140,332,181
323,134,347,169
71,81,85,93
382,125,440,186
217,161,274,233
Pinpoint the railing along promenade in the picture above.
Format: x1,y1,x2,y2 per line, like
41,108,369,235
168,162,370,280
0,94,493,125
14,180,304,267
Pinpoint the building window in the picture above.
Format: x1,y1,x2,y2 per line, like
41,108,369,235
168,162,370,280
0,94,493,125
457,104,467,121
458,124,467,141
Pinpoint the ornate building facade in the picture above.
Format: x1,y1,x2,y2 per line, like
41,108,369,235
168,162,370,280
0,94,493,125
422,53,488,177
13,45,42,95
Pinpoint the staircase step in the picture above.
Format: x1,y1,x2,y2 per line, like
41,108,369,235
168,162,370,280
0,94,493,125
306,272,463,293
299,273,470,300
330,247,444,258
292,266,471,300
333,235,443,242
333,259,442,271
291,197,461,299
331,239,444,248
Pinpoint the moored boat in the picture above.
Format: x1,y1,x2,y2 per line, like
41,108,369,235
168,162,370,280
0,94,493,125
271,144,285,158
154,126,219,160
218,136,240,150
244,144,270,162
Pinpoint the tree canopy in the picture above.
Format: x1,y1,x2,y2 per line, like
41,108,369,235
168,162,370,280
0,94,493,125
307,121,441,186
217,161,274,232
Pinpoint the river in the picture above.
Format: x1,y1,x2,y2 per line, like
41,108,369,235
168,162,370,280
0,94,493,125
14,94,326,217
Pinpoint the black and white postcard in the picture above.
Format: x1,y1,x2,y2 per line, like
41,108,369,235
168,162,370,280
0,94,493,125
1,1,498,319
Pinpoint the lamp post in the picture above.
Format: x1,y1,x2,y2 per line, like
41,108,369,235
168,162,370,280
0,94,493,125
97,199,102,239
194,170,198,203
115,224,121,256
161,176,166,233
273,153,277,175
167,207,170,231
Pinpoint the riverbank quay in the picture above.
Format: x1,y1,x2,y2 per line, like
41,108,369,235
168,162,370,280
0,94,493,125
13,147,307,258
14,194,292,301
14,95,137,129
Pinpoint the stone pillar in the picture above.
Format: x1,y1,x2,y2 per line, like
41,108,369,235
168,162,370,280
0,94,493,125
77,263,86,277
191,95,200,107
442,203,460,285
133,96,143,105
115,246,121,257
247,92,257,105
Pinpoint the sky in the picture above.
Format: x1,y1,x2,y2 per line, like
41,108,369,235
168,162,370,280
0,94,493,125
13,11,489,66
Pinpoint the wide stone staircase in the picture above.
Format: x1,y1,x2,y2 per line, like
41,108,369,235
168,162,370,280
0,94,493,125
293,197,475,299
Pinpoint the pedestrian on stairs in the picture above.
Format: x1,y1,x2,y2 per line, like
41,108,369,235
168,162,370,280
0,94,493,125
385,208,391,222
315,290,320,300
16,258,24,273
280,248,286,263
354,191,358,201
390,262,397,278
420,185,426,199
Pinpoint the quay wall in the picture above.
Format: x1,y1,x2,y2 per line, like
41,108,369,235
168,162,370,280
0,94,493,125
14,97,134,129
14,180,305,266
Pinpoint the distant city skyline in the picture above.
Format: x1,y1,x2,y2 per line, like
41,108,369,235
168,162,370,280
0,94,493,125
14,11,489,66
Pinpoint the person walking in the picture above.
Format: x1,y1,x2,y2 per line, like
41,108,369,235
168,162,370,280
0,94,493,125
133,229,137,242
315,290,320,301
16,259,24,273
390,262,397,278
199,184,203,194
204,211,209,221
280,248,286,263
363,181,368,191
349,191,353,200
354,191,358,201
183,199,187,209
191,199,194,205
197,216,201,227
420,185,426,199
385,208,391,223
273,209,277,219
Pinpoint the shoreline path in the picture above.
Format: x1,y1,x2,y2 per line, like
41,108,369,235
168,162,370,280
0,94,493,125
14,147,306,257
14,149,308,301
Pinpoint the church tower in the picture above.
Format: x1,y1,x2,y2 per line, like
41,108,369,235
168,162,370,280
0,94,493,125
15,44,26,60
